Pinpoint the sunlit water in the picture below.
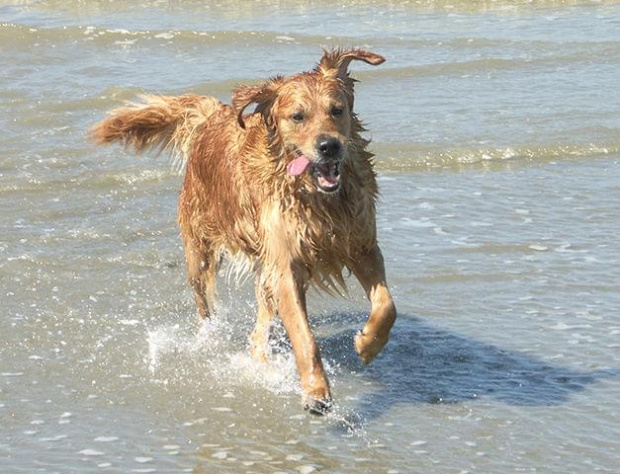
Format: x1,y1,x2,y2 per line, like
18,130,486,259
2,1,620,473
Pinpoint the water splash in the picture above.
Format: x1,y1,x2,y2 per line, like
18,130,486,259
146,315,301,396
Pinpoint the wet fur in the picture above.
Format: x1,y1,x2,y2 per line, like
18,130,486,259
92,48,397,413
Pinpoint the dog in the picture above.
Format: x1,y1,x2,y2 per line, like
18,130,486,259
92,48,396,414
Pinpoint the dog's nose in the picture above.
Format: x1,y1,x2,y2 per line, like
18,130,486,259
317,136,342,158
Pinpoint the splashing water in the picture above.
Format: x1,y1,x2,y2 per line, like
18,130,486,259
145,310,372,436
146,314,301,396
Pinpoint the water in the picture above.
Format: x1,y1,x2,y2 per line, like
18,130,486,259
2,0,620,472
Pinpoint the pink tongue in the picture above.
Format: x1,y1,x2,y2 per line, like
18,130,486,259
286,155,311,176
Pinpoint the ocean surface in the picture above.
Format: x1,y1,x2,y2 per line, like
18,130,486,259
2,1,620,472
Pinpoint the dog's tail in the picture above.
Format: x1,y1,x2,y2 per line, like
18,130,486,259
91,94,221,171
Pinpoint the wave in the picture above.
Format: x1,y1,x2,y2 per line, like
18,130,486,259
5,0,619,22
0,23,361,48
5,22,620,88
373,141,620,172
3,140,617,196
365,47,620,81
4,22,620,55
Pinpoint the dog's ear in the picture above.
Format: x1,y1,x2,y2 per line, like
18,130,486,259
317,48,385,80
232,78,282,129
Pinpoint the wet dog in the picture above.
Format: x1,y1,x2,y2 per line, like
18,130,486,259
92,48,396,414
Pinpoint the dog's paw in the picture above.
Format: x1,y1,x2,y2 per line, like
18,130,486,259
249,344,270,364
302,394,333,416
355,329,388,365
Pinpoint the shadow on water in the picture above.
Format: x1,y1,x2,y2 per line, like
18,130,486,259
319,312,617,423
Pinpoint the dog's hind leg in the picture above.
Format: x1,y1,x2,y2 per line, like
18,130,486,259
349,245,397,364
183,239,216,320
250,274,276,363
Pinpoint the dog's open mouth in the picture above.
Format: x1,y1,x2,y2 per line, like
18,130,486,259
312,161,341,193
286,154,341,193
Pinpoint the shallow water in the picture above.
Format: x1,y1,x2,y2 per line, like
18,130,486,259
2,1,620,473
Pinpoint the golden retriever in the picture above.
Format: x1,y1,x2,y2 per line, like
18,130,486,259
92,48,396,414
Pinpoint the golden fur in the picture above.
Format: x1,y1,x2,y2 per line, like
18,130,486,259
92,48,396,414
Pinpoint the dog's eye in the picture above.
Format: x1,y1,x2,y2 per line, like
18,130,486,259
331,107,344,118
291,112,305,123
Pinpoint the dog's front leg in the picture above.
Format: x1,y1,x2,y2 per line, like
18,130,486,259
350,246,397,364
273,262,332,414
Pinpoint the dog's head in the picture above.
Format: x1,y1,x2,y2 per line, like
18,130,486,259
233,48,385,194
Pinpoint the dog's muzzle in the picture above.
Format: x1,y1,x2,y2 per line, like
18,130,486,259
313,136,342,193
286,136,344,193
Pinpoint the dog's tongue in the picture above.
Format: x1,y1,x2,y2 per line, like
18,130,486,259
286,155,311,176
